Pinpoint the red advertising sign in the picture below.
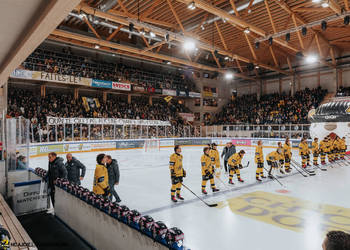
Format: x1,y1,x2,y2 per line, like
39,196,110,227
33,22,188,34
232,139,251,146
112,82,131,91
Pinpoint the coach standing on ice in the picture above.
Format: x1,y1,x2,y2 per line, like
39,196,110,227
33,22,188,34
46,152,67,206
106,155,121,203
65,153,86,185
221,141,236,173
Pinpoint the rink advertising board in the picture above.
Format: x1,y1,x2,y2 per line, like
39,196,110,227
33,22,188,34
218,191,350,234
232,139,251,146
10,69,32,79
160,139,174,147
12,180,48,216
116,140,145,149
175,139,211,146
37,144,64,154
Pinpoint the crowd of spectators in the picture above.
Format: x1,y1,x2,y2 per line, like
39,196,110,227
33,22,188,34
212,87,327,125
21,47,197,92
7,87,191,142
336,86,350,97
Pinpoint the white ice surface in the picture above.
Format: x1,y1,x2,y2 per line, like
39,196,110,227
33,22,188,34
30,146,350,250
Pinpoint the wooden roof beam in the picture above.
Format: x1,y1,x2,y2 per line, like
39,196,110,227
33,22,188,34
76,2,289,75
328,0,342,15
269,46,279,67
244,32,257,61
166,0,185,33
106,24,123,41
51,29,255,80
264,0,277,33
83,17,101,40
229,0,240,16
211,51,221,68
214,21,228,50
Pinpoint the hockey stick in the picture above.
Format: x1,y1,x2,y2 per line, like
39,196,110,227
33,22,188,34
182,183,218,207
289,162,309,177
263,166,285,187
291,159,316,174
215,175,230,190
240,161,250,169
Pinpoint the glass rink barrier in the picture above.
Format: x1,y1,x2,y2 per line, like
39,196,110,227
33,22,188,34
29,122,311,143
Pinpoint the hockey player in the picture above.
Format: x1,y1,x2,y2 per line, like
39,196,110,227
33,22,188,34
277,142,285,172
93,154,110,199
299,138,310,168
319,137,328,165
169,145,186,202
283,138,292,173
255,140,265,181
266,149,280,178
340,137,347,160
209,143,221,177
312,137,320,166
201,147,219,194
228,150,245,184
334,136,342,161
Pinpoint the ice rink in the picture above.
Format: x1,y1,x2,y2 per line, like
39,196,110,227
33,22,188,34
30,145,350,250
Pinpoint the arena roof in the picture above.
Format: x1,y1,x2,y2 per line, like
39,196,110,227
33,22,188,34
0,0,81,86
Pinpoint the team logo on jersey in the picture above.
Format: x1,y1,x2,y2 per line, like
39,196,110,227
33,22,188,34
346,106,350,113
0,239,10,249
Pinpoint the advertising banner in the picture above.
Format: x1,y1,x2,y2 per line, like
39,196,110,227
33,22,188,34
116,140,145,149
189,92,201,98
47,117,171,126
232,139,251,146
10,69,32,79
155,88,162,94
160,140,174,147
133,86,145,92
64,144,83,152
91,79,112,89
32,71,91,86
175,138,211,146
112,82,131,91
90,143,116,150
179,91,187,97
12,180,48,216
37,144,64,154
162,89,176,96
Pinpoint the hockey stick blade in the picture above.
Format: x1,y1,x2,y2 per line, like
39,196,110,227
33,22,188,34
182,183,218,208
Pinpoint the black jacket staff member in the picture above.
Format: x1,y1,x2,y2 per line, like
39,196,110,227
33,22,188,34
46,152,67,206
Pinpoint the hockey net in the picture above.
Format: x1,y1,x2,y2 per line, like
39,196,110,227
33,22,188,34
143,139,160,152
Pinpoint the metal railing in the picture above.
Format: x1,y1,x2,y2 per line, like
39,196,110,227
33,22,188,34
29,123,311,143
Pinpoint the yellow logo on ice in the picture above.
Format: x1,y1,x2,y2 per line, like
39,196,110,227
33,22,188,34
218,191,350,234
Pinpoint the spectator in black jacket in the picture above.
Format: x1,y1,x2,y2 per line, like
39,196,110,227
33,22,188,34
106,155,121,202
46,152,67,206
65,153,86,185
221,142,236,173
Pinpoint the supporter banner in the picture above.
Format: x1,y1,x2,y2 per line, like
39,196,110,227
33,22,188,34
175,139,211,146
232,139,251,146
189,92,201,98
112,82,131,91
92,79,112,89
32,71,91,86
163,89,176,96
133,86,145,92
212,139,232,145
10,69,32,79
179,113,194,122
116,140,145,149
203,86,218,98
47,117,171,126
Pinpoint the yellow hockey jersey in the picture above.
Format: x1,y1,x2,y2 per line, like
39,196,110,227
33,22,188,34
299,142,310,155
319,140,328,152
93,164,109,195
312,141,319,154
255,145,264,163
169,153,184,177
228,153,243,167
283,143,292,157
340,138,347,150
201,154,213,175
266,151,280,162
209,149,220,168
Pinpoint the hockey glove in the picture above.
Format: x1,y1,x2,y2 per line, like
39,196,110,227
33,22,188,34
170,170,176,178
104,187,110,196
239,164,243,169
183,170,186,178
205,170,210,176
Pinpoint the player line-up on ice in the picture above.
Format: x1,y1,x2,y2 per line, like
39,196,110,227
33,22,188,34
167,134,349,204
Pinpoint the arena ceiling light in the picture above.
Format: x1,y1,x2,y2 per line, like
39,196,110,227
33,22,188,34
183,39,196,51
312,0,322,2
225,72,234,80
321,1,329,8
305,54,318,64
244,28,250,34
187,2,196,10
150,31,156,38
94,44,100,49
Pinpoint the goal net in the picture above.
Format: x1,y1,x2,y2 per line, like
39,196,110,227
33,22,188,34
143,139,160,152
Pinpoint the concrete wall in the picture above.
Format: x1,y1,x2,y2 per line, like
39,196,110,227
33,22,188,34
55,188,168,250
